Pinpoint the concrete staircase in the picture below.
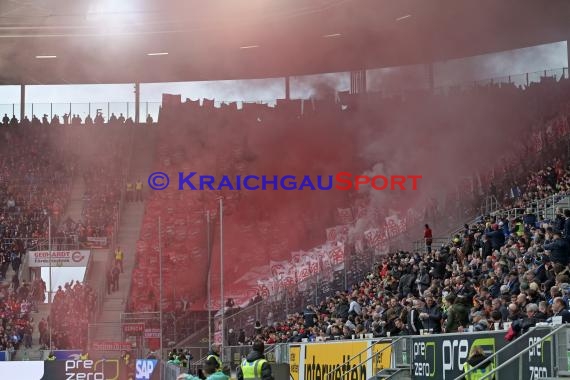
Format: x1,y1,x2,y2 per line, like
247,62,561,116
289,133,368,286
91,128,156,347
14,303,52,361
62,175,86,223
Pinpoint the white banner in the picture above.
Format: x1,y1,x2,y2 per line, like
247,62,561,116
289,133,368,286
86,236,108,247
144,328,161,339
28,250,90,267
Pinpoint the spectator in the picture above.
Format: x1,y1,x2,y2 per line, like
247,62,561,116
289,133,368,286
445,295,469,333
407,299,423,335
544,232,570,265
549,297,570,323
424,224,433,254
420,293,442,333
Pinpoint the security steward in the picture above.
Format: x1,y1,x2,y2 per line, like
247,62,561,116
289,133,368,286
45,352,56,361
135,179,143,202
463,346,495,380
115,246,124,273
205,344,223,372
126,181,134,202
80,351,89,360
237,340,273,380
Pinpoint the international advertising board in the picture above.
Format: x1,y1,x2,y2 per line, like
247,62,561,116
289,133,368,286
289,339,392,380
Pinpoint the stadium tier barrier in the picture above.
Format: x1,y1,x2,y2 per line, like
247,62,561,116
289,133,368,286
182,324,570,380
2,325,570,380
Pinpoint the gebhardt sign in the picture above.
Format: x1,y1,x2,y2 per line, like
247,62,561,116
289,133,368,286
28,250,90,267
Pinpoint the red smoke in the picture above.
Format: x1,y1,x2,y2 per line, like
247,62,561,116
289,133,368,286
130,82,568,311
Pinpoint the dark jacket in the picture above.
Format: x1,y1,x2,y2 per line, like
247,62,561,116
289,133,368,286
544,238,570,265
523,213,537,228
420,303,442,333
482,239,493,259
406,307,423,335
303,307,317,328
205,350,221,371
236,350,273,380
398,273,416,297
555,215,565,233
446,302,469,333
512,316,542,335
486,230,505,251
565,218,570,241
507,278,520,295
549,309,570,324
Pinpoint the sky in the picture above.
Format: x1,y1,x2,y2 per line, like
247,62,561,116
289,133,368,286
0,41,567,121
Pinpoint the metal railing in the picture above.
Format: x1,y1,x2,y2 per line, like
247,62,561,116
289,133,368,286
476,324,566,380
164,361,181,380
413,237,450,253
324,337,402,379
0,102,161,124
498,193,570,221
433,67,569,94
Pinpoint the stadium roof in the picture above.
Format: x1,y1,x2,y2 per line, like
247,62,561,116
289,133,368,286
0,0,569,85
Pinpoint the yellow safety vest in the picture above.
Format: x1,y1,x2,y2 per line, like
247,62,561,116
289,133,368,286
115,249,123,261
515,222,524,237
463,361,495,380
80,353,89,360
126,183,133,191
135,182,143,190
46,356,56,361
241,358,267,380
207,354,222,370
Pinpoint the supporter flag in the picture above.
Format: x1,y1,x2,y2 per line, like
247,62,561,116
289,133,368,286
203,98,215,109
285,262,298,286
378,240,390,255
297,264,312,283
162,93,181,107
337,208,354,225
400,218,409,234
256,279,272,298
326,227,337,242
364,228,381,249
269,260,289,277
385,215,400,237
355,205,368,220
327,242,345,266
314,245,332,269
336,225,350,243
319,255,334,282
291,251,304,265
307,255,320,275
354,238,364,254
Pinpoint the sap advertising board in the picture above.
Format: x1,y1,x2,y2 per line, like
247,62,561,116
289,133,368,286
0,359,159,380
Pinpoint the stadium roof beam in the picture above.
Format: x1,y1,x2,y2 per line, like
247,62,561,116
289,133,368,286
0,0,569,84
